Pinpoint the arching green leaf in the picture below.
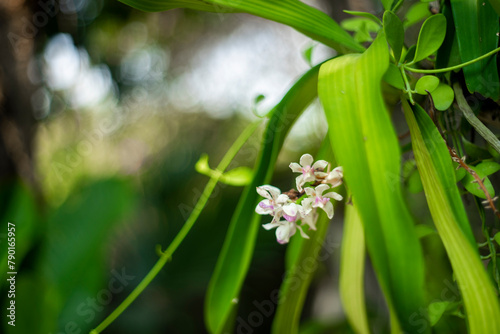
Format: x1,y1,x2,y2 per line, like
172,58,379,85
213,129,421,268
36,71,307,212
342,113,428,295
118,0,364,53
450,0,500,99
402,100,500,334
318,33,427,333
339,204,370,334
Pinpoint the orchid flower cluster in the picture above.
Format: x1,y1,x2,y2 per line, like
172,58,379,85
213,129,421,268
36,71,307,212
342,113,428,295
255,154,344,244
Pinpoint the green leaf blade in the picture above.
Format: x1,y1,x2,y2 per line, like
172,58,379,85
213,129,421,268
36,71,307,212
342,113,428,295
318,33,427,332
383,11,404,63
402,100,500,334
339,204,370,334
118,0,364,53
450,0,500,99
412,14,447,64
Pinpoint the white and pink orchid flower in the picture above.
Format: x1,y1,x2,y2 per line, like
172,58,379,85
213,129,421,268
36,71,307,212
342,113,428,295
255,185,289,221
302,184,343,219
289,154,329,192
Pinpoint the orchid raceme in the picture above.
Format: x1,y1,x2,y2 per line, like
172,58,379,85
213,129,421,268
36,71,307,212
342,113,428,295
256,154,344,244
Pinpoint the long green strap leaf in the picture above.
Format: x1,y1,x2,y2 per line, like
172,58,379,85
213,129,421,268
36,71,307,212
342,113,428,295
453,83,500,155
271,137,335,334
402,99,500,334
118,0,364,53
318,33,427,333
339,203,370,334
449,0,500,99
205,64,323,334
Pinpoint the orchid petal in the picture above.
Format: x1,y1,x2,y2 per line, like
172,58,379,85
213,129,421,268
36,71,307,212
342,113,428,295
262,222,280,230
315,184,330,196
276,194,289,204
300,154,314,167
304,187,315,196
324,191,343,201
323,201,334,219
256,186,272,199
289,162,302,173
312,159,328,170
297,225,310,239
296,175,305,192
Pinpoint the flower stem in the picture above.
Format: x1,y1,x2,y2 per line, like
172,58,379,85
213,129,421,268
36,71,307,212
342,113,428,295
90,120,262,334
399,66,415,104
404,46,500,74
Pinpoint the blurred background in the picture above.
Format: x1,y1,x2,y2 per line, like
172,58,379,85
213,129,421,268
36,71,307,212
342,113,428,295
0,0,470,333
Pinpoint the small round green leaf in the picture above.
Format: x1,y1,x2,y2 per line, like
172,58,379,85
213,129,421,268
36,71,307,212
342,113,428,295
430,83,454,111
412,14,447,64
415,75,440,94
383,11,404,63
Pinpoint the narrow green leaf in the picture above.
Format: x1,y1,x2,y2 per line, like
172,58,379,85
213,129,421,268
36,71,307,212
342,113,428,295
339,204,370,334
118,0,364,53
454,83,500,155
415,75,440,95
343,10,382,25
430,83,454,111
318,33,427,332
450,0,500,99
205,64,323,334
412,14,447,64
402,99,500,334
383,11,404,63
436,3,462,69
